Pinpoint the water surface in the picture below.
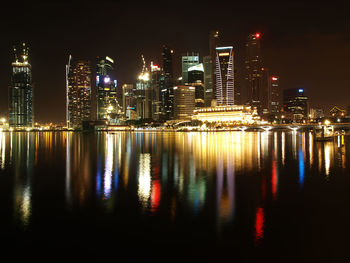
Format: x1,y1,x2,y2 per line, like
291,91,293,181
0,131,349,262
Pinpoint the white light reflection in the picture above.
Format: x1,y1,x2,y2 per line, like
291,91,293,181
138,153,151,207
0,131,5,169
281,132,285,166
104,134,114,199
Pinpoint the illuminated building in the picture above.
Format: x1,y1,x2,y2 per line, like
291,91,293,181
283,88,309,121
66,56,92,129
310,108,324,119
122,84,135,117
215,46,234,106
161,45,174,119
181,52,199,84
136,58,152,120
9,43,34,128
209,30,220,102
329,106,345,118
192,105,259,124
245,33,263,112
188,64,205,108
96,56,119,122
150,62,165,121
173,86,195,120
203,55,212,106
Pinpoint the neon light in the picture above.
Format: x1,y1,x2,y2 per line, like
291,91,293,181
256,33,261,38
272,77,278,81
298,88,304,93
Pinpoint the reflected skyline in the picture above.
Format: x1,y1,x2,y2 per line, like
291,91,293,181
0,131,349,244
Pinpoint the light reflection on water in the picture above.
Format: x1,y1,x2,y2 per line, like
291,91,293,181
0,131,349,246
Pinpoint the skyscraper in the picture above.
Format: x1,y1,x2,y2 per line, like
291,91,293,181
215,46,234,106
66,56,92,129
209,30,219,101
268,75,280,115
9,43,33,128
96,56,119,122
283,88,308,121
245,33,263,111
203,55,212,106
181,52,199,84
161,45,174,119
188,64,205,108
150,62,164,121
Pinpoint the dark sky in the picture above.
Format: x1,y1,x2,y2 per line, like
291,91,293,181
1,0,349,123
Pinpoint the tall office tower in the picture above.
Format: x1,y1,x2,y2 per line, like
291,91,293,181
215,46,234,106
245,33,263,111
283,88,309,120
122,84,135,117
209,30,219,101
188,64,205,107
9,43,33,128
136,57,152,120
269,75,280,115
161,45,174,119
181,52,199,84
173,86,195,120
96,56,119,122
150,62,164,121
203,55,212,105
66,56,92,129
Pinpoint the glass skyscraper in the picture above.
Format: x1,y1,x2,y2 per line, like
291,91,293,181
66,56,92,129
181,52,199,84
215,46,234,106
9,43,33,128
161,45,174,119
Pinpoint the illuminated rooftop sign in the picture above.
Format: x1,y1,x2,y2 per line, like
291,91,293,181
188,63,204,72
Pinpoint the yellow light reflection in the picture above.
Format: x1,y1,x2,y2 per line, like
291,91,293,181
138,153,151,208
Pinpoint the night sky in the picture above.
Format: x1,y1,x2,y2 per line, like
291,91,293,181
1,0,349,123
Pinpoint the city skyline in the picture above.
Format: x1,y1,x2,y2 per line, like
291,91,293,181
1,1,349,123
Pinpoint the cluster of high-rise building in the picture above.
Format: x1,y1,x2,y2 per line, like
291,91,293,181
7,33,313,129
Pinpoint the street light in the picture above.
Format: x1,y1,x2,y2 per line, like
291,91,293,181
324,120,330,126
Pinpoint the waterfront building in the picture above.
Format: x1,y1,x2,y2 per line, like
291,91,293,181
245,33,263,111
173,86,195,120
122,84,135,117
215,46,234,106
161,45,174,119
66,56,92,129
192,105,259,124
182,52,199,84
96,56,119,122
282,88,309,121
9,43,34,128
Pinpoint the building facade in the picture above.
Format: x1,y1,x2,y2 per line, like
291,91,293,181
66,56,92,129
173,86,195,120
9,43,33,128
215,46,234,106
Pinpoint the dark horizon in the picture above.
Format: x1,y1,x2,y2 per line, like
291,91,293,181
1,0,349,123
